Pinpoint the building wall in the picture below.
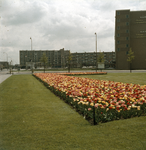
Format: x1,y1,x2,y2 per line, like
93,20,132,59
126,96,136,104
130,11,146,69
0,61,9,69
20,50,115,69
115,9,146,70
20,48,70,68
71,52,115,68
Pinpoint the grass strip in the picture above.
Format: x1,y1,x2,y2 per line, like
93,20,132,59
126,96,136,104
76,73,146,85
0,74,146,150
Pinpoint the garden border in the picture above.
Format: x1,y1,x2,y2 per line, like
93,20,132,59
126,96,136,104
33,73,146,125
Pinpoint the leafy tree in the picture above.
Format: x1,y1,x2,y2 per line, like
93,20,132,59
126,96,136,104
97,51,105,72
40,53,48,73
127,48,135,73
67,51,72,73
98,51,105,63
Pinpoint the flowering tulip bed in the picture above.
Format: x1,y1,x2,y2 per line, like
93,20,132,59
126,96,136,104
58,72,107,76
33,73,146,124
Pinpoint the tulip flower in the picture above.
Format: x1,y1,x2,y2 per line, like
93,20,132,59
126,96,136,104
34,72,146,124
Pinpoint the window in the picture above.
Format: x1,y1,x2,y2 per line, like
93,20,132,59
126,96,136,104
117,34,120,37
117,26,120,30
126,44,129,48
117,11,120,15
126,37,129,40
126,30,129,33
126,15,129,18
126,22,129,26
117,19,120,22
117,41,120,44
117,48,120,51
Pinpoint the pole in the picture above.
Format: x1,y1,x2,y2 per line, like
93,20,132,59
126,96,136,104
30,37,32,51
93,101,96,125
30,37,33,73
95,33,97,72
35,53,36,69
3,52,8,70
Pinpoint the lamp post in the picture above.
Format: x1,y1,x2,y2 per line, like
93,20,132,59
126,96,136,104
95,32,97,72
9,60,12,74
8,56,12,74
30,37,32,51
30,37,33,73
25,55,27,70
35,53,37,69
3,52,8,70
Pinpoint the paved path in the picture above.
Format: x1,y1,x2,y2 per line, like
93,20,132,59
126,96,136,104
0,74,12,84
0,69,12,84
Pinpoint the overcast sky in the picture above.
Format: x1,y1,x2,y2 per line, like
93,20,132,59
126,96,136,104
0,0,146,64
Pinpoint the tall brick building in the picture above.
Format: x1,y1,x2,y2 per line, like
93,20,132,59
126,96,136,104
115,9,146,69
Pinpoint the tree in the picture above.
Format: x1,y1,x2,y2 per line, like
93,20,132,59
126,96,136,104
40,53,48,73
98,51,105,63
127,48,135,73
67,51,72,73
98,51,105,72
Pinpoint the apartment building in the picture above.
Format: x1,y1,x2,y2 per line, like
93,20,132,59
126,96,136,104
115,9,146,69
19,48,70,68
0,61,9,69
20,49,115,69
71,52,115,68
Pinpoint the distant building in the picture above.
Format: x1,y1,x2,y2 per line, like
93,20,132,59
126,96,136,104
20,49,115,69
0,61,9,69
71,52,115,68
115,9,146,70
19,48,70,68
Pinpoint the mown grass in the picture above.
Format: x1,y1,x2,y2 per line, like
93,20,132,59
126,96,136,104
0,74,146,150
76,73,146,85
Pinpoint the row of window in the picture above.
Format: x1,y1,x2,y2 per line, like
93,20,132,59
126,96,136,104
117,45,129,51
117,19,130,23
117,23,129,29
117,38,129,43
117,49,129,55
117,30,129,36
117,12,129,18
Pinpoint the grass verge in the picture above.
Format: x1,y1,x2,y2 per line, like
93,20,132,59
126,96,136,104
76,73,146,85
0,74,146,150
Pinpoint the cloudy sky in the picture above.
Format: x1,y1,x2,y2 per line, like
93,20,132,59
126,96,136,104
0,0,146,64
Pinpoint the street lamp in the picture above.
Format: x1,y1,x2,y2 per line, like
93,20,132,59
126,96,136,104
3,52,8,70
30,37,33,73
30,37,32,51
95,32,97,72
8,56,13,74
9,60,13,74
35,53,37,69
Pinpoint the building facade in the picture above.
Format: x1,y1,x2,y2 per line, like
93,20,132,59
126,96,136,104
115,9,146,70
20,48,70,68
20,49,115,69
0,61,9,69
71,52,115,68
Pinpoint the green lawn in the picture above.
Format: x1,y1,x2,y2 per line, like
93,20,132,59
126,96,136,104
76,73,146,85
0,74,146,150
